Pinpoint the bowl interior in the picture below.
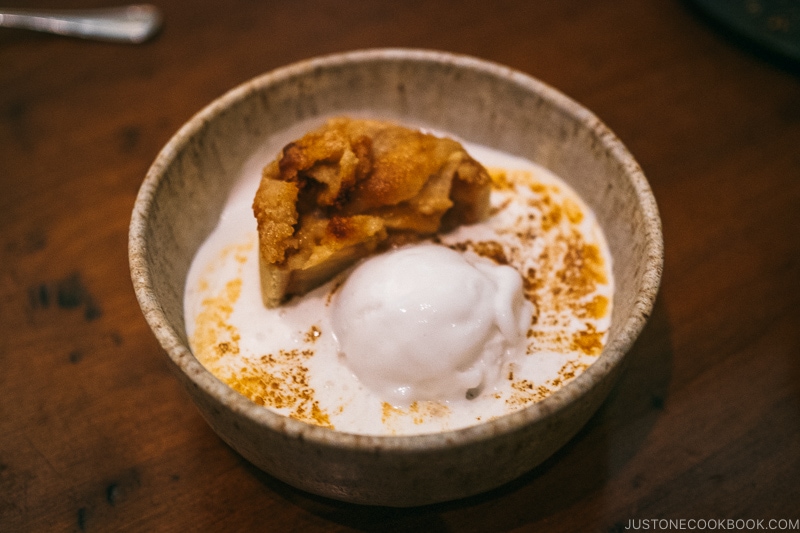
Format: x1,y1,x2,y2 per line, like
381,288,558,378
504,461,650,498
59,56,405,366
131,48,662,449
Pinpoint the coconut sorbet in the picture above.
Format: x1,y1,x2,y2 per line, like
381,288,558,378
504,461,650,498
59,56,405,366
184,120,614,436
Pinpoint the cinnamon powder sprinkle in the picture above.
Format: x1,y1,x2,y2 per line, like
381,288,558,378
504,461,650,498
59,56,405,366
448,240,509,265
466,168,610,357
488,168,515,190
190,265,333,428
325,279,344,306
191,278,242,365
225,349,332,428
382,401,451,432
304,325,322,343
571,323,604,356
506,360,590,408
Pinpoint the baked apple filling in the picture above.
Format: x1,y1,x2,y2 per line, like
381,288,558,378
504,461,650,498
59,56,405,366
252,117,492,307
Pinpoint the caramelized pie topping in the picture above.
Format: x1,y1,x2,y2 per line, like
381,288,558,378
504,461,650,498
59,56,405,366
252,117,492,306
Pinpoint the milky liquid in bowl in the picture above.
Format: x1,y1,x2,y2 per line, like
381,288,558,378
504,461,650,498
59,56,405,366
183,118,614,436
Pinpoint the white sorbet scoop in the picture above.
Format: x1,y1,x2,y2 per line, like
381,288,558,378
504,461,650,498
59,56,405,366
331,244,533,405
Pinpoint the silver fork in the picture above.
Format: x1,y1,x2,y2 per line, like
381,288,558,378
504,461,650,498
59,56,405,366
0,4,161,43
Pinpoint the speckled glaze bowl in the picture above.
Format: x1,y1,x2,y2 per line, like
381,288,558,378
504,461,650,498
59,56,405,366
129,49,663,507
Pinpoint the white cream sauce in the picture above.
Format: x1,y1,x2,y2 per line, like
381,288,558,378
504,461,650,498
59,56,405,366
184,119,613,436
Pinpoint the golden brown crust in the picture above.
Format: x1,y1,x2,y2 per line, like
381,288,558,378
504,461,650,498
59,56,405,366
252,117,492,307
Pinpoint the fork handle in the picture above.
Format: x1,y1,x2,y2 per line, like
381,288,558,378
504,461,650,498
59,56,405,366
0,4,162,43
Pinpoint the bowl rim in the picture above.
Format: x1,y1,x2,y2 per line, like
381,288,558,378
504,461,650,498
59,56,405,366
129,47,664,452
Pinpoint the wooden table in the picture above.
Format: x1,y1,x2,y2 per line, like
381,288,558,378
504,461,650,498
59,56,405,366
2,1,798,530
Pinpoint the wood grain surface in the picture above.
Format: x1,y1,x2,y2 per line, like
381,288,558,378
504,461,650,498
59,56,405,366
2,1,798,531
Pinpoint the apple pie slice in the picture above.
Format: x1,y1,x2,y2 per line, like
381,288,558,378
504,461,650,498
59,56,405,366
252,117,492,307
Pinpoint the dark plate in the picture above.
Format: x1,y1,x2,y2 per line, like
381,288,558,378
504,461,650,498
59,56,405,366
690,0,800,63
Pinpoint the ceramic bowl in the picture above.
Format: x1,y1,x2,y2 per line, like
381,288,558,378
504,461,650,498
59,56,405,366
129,48,663,507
